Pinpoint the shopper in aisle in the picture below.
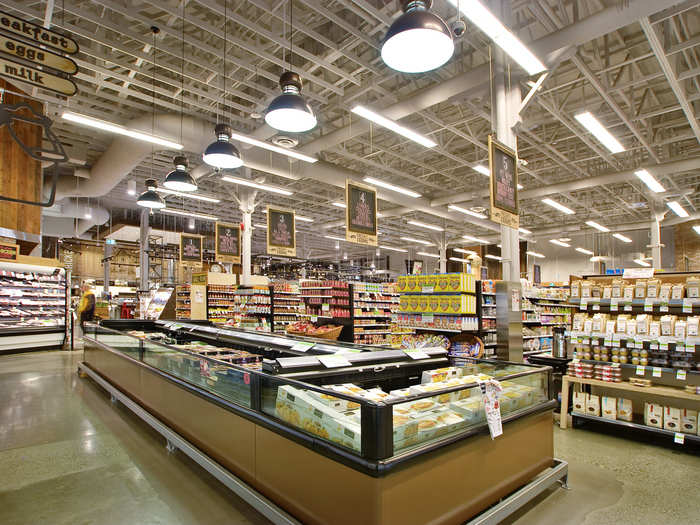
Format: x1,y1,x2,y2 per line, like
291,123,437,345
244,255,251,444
77,283,96,329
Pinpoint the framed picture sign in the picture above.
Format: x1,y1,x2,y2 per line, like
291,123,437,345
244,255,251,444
215,222,241,264
345,179,378,246
267,206,296,257
488,135,519,229
180,234,203,265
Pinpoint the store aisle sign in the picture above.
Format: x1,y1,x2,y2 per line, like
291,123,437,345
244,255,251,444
267,206,296,257
345,179,378,246
215,222,241,264
0,242,18,261
0,12,78,54
0,55,76,96
488,136,519,229
622,267,654,279
0,34,77,74
180,234,203,265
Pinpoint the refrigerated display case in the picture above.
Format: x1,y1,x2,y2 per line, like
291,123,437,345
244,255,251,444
81,320,557,525
0,261,67,352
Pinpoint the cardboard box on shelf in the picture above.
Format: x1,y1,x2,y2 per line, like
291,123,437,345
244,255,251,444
601,396,617,420
680,409,698,435
663,406,681,432
586,393,600,417
617,398,633,422
644,403,663,428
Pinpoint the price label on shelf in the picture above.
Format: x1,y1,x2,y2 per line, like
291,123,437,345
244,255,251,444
635,365,645,376
650,342,659,351
318,355,352,368
644,299,654,312
582,338,590,346
612,335,621,347
422,313,434,324
674,432,685,445
659,301,669,313
652,367,663,378
624,302,633,312
626,339,635,348
422,286,434,293
604,337,612,346
579,299,588,311
404,349,430,360
686,342,696,353
677,370,687,381
310,316,318,322
659,340,669,351
610,299,619,312
682,299,693,314
321,303,330,312
291,341,315,352
592,303,600,311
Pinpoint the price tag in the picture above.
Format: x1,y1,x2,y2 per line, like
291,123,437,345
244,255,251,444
659,340,669,351
610,299,619,312
318,355,352,368
635,339,643,349
659,301,669,313
404,349,429,360
635,365,645,376
291,341,315,352
311,316,318,322
674,432,685,445
652,367,662,378
626,339,635,348
650,342,659,351
682,299,693,314
644,299,654,312
624,302,633,312
677,369,687,381
686,342,696,354
579,299,588,311
322,303,330,312
612,335,621,347
592,303,600,311
604,337,612,346
422,286,434,293
422,313,434,324
479,380,503,440
582,338,590,345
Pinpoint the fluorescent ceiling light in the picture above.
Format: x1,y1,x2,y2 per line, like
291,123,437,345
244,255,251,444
162,208,218,221
448,204,487,219
634,169,665,193
667,201,689,218
400,236,434,246
324,235,345,242
612,233,632,243
693,225,700,235
517,183,524,190
408,220,444,232
484,254,502,261
542,198,575,215
229,130,317,163
448,0,546,75
559,238,571,242
518,227,532,234
417,252,440,259
62,111,183,150
332,202,347,208
549,239,571,247
633,258,651,267
576,247,594,255
155,188,221,203
253,223,267,229
221,175,292,196
363,176,421,198
379,245,408,253
586,220,610,232
462,234,489,244
590,255,606,262
453,248,477,255
449,256,470,263
527,251,545,258
352,106,436,148
473,164,490,176
574,112,625,153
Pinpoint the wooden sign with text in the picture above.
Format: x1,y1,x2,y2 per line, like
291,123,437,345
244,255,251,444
345,179,378,246
267,206,296,257
489,136,519,229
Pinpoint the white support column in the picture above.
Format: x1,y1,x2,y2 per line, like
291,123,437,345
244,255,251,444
139,209,150,292
650,205,666,269
237,185,257,285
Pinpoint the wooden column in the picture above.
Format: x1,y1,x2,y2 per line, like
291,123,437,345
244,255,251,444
0,79,43,253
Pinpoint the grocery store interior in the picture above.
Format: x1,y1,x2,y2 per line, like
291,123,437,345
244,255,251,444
1,0,700,524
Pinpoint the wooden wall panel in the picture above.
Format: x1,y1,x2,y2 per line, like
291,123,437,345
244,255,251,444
0,79,42,243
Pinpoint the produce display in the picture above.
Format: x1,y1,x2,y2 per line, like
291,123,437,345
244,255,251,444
286,321,342,338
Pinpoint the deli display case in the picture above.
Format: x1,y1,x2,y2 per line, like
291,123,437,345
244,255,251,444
81,320,557,525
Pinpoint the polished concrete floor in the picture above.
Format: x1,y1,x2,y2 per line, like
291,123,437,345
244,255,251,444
1,351,699,525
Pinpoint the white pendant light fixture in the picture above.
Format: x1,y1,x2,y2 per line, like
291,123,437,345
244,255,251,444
163,155,197,192
265,2,316,133
137,179,166,209
203,0,243,169
381,0,454,73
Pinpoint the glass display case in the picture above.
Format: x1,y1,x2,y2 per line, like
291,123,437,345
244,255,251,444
86,320,552,465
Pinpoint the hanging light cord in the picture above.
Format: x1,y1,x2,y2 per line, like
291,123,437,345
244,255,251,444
289,0,293,69
180,1,185,144
151,27,157,180
222,0,227,123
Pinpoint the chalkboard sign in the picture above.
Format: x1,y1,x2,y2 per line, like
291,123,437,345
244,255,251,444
345,179,378,246
180,234,203,264
489,136,519,229
267,206,296,257
215,222,241,264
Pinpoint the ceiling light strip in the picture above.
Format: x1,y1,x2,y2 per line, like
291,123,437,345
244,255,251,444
408,220,444,232
417,251,440,259
634,169,665,193
162,208,218,221
155,188,221,203
363,177,421,198
352,106,436,148
542,198,575,215
549,239,571,247
574,112,625,153
448,204,487,219
221,175,293,196
400,236,434,246
612,233,632,243
667,201,689,218
585,220,610,232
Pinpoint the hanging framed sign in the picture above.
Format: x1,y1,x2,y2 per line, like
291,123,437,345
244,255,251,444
488,135,519,229
345,179,378,246
215,222,241,264
180,234,203,265
267,206,296,257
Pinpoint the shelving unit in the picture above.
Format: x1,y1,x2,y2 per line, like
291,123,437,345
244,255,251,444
271,282,303,333
298,279,353,341
521,286,572,355
0,262,68,352
352,282,400,346
175,284,191,321
229,286,272,331
477,280,497,356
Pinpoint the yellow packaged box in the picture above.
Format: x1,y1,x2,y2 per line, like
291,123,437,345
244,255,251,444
405,275,419,293
397,275,408,293
435,273,474,293
438,295,451,313
408,295,421,313
418,295,429,312
423,274,438,291
427,295,441,313
399,295,410,312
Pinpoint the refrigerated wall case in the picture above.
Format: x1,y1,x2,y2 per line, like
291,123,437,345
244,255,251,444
0,261,67,352
80,320,565,525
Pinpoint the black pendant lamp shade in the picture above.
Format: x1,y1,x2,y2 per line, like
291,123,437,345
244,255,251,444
163,155,197,192
136,179,166,209
202,124,243,169
265,71,317,133
381,0,454,73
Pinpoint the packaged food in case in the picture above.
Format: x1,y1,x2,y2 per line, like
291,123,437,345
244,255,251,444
611,279,623,298
635,280,647,298
659,283,672,301
570,281,580,298
674,320,687,339
601,396,616,420
680,409,698,434
572,391,587,414
646,279,660,298
617,398,633,421
603,286,612,299
649,321,661,339
686,276,700,298
586,393,601,416
449,398,485,425
644,403,663,428
581,282,592,298
687,316,699,337
421,367,460,384
663,406,681,432
671,283,685,300
636,314,650,335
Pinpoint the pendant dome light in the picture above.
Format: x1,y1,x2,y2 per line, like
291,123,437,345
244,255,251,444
381,0,454,73
265,1,317,133
163,155,197,191
202,0,243,169
137,179,166,209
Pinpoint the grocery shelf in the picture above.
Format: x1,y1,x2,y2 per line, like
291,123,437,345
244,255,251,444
571,413,700,445
523,335,552,339
397,326,478,333
562,375,700,402
573,359,699,377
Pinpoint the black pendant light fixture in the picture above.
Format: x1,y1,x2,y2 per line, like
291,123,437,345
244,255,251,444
265,0,317,133
381,0,454,73
202,0,243,169
137,179,166,209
